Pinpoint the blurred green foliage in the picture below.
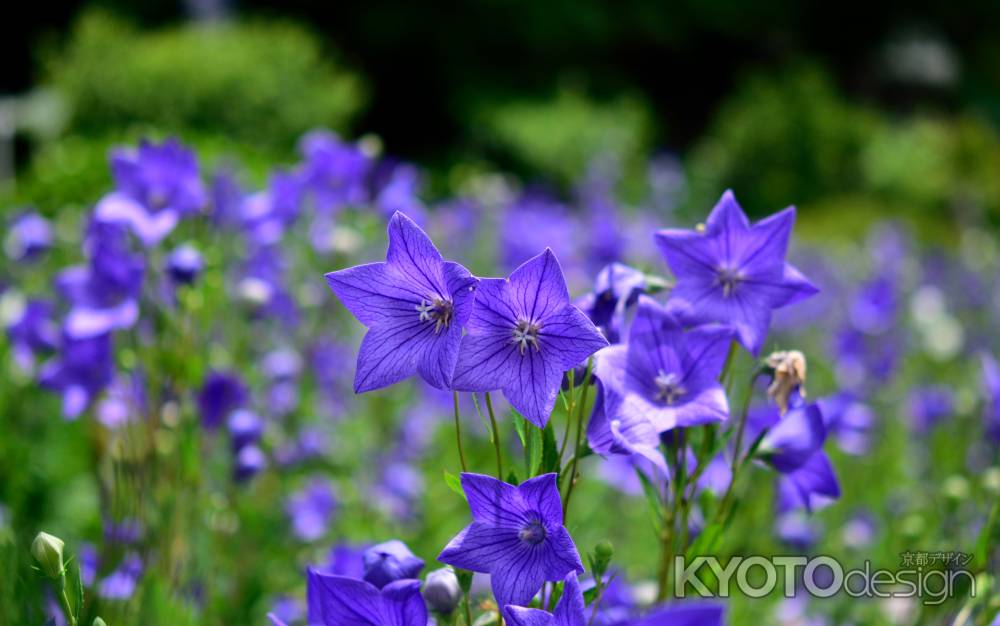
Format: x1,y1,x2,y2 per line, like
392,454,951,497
45,12,365,151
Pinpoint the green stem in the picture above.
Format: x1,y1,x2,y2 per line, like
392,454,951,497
716,369,765,524
58,578,77,626
562,359,594,519
463,590,473,626
453,391,468,473
485,392,503,479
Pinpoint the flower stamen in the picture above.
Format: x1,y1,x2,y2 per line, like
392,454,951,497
654,369,686,405
512,319,542,355
416,297,454,333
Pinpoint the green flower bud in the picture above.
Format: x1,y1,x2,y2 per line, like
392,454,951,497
31,532,65,579
93,618,108,626
590,540,614,577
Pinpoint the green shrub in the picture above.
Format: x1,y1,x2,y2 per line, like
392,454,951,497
45,13,365,151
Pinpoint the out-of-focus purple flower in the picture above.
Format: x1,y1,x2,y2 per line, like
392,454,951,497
5,212,53,261
104,518,143,545
575,263,646,344
4,298,58,372
374,163,426,223
235,244,299,326
95,138,207,246
196,370,247,430
99,553,143,600
500,193,584,284
78,543,99,587
906,385,955,434
817,393,873,456
299,131,372,213
848,276,899,335
776,511,820,550
96,372,146,429
234,445,267,482
833,324,902,392
240,172,303,245
981,353,1000,442
581,570,635,626
287,478,338,542
577,161,626,273
227,409,264,449
322,543,370,578
275,427,330,468
372,461,424,521
777,452,841,513
268,596,304,626
505,571,585,626
590,296,732,439
57,222,144,339
841,510,877,549
452,249,607,427
655,190,818,355
210,167,245,229
362,540,425,589
306,570,427,626
430,197,482,258
166,243,204,285
438,473,584,610
39,332,115,419
326,212,478,392
630,602,725,626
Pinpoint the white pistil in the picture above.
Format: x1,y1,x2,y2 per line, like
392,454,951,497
512,319,541,355
654,369,686,405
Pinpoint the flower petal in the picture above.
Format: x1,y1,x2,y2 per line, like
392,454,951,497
515,474,563,527
508,249,570,321
380,579,428,626
501,349,564,428
553,573,586,626
460,473,526,527
312,573,384,626
437,522,522,573
537,305,608,371
505,606,556,626
353,320,437,393
385,211,447,297
325,262,424,327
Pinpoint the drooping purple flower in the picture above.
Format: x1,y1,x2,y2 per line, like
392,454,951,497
451,249,608,427
306,570,427,626
586,380,668,475
96,371,146,429
906,385,955,434
4,298,58,372
196,370,247,430
95,138,207,246
362,540,425,589
590,296,732,436
57,222,144,339
755,402,827,473
287,478,338,542
776,451,841,513
326,211,478,392
629,602,725,626
39,332,115,419
981,352,1000,441
5,211,53,261
374,162,426,223
655,190,818,355
166,243,204,285
438,473,584,610
505,572,585,626
575,263,646,344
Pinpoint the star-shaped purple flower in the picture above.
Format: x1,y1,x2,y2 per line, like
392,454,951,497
505,572,585,626
95,138,207,247
438,473,584,611
591,296,732,435
655,190,818,356
326,211,478,392
306,569,428,626
451,249,608,427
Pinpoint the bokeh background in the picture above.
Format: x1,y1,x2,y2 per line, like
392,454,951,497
3,2,1000,626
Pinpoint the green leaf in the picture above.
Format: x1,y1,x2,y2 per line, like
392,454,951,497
443,470,466,499
523,416,543,477
506,470,520,486
513,412,528,449
541,422,560,474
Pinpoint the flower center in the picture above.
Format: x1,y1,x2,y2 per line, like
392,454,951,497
416,297,454,333
654,370,686,405
716,266,743,298
512,319,542,355
518,520,546,545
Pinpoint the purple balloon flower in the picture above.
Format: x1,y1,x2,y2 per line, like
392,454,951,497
451,249,608,427
5,211,52,261
590,296,732,436
326,211,478,392
196,370,247,430
5,299,58,372
505,572,585,626
575,263,646,344
306,570,427,626
362,540,425,589
777,451,841,513
39,332,115,419
95,138,207,246
655,190,818,355
756,402,827,473
286,478,338,542
630,602,726,626
299,130,372,213
438,473,584,610
166,243,204,285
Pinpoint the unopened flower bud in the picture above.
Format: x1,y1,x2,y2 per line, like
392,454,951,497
590,540,614,576
766,350,807,415
31,531,65,579
362,540,424,589
423,567,462,614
